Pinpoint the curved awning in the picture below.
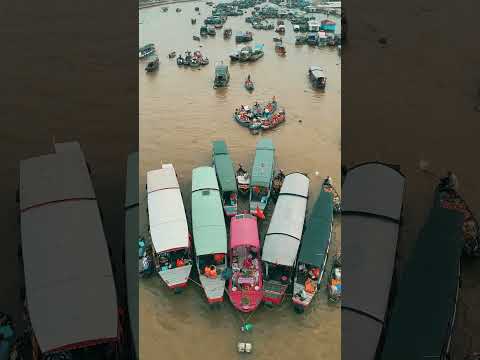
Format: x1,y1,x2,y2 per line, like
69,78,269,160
230,215,260,249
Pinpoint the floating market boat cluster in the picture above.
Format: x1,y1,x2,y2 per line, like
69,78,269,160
233,97,286,132
141,139,340,312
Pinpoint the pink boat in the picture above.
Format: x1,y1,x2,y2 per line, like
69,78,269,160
227,214,263,312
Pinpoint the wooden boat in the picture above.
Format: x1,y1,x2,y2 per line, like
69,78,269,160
228,214,263,312
176,55,184,65
176,8,181,12
200,25,208,36
249,44,264,61
168,51,176,58
19,142,119,358
379,183,462,360
139,43,155,59
275,41,286,55
327,254,342,303
207,26,216,36
249,139,275,214
262,173,310,305
342,162,405,360
191,167,228,303
191,18,197,24
295,35,307,45
147,165,193,290
224,28,233,39
213,62,230,88
236,165,250,195
236,31,253,43
273,37,282,43
195,6,200,11
239,46,252,62
162,7,168,12
212,140,238,217
275,24,286,33
245,78,254,92
214,23,223,29
190,58,200,67
292,179,334,312
261,110,286,130
308,65,327,89
145,56,159,72
229,49,240,61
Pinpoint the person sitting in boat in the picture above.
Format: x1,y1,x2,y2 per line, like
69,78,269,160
176,258,185,267
205,265,218,279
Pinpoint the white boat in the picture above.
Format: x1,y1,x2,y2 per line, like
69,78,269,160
147,164,193,290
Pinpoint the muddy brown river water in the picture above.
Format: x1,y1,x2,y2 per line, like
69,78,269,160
139,2,341,359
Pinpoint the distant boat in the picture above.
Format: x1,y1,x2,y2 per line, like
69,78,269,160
191,167,228,304
193,35,201,41
176,8,182,12
139,43,155,59
145,56,159,72
245,77,255,92
200,25,208,36
191,18,197,24
224,28,232,39
212,140,238,217
229,49,240,61
275,41,286,55
292,178,334,312
213,63,230,88
147,165,193,290
162,7,168,12
239,46,252,62
168,51,176,58
250,44,264,61
262,173,310,306
308,65,327,89
227,214,263,312
236,31,253,43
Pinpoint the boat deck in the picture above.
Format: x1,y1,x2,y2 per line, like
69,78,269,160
199,263,227,300
159,264,192,287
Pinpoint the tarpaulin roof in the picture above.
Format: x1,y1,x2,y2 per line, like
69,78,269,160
192,167,227,256
19,142,117,353
380,190,463,360
124,152,139,359
251,139,275,188
341,162,405,360
297,186,333,266
212,140,237,193
147,165,189,253
230,214,260,249
262,173,309,266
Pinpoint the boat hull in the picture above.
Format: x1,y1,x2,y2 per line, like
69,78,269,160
228,289,263,312
158,264,193,289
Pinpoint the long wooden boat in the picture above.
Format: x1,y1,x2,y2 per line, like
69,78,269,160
213,63,230,88
19,142,119,359
342,162,405,360
379,183,464,360
124,152,139,359
191,167,228,303
227,214,263,312
212,140,238,217
147,164,193,290
262,173,310,305
292,179,334,312
249,139,276,214
309,65,327,89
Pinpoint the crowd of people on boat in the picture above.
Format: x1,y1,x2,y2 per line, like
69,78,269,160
177,50,209,67
233,97,286,131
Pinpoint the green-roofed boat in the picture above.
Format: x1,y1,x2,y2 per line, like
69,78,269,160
292,178,334,312
249,139,275,214
212,140,238,217
191,167,228,303
379,183,464,360
213,62,230,88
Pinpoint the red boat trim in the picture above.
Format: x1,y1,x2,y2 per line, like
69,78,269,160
292,298,307,307
44,336,118,354
207,296,224,304
167,282,188,289
21,197,96,213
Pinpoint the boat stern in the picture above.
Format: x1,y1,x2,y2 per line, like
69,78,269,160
199,274,226,303
229,289,263,312
159,264,193,289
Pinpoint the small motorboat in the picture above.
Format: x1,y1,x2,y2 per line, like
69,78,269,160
207,27,216,36
275,42,287,55
162,7,168,12
177,55,184,65
213,62,230,88
229,49,240,61
193,35,201,41
191,18,197,24
176,8,182,12
273,37,282,43
145,56,159,72
236,165,250,195
139,43,155,59
224,28,232,39
245,77,254,92
214,23,223,29
195,6,200,11
168,51,176,59
327,255,342,303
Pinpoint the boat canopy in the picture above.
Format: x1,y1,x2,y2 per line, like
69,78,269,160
212,140,237,193
380,190,463,360
124,152,139,358
251,139,275,188
19,142,118,354
230,214,260,249
309,66,325,80
341,162,405,360
215,64,229,75
262,173,310,266
192,167,227,256
253,44,264,51
297,186,333,266
147,165,189,253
